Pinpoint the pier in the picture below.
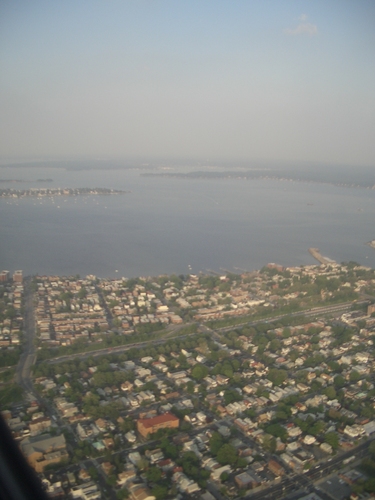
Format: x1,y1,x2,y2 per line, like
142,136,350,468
309,248,336,265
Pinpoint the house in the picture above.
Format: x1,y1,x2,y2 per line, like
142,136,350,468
320,442,333,454
343,425,365,439
70,481,100,499
78,469,91,481
117,469,137,486
95,418,107,432
128,483,156,500
287,425,303,438
29,416,52,436
103,437,114,449
235,471,260,489
101,462,113,475
303,435,316,445
268,459,285,477
211,465,232,481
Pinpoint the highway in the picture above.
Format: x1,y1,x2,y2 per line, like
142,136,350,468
16,278,37,395
215,301,355,333
37,301,355,366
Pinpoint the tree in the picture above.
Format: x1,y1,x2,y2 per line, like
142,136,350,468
266,423,287,441
151,485,168,500
334,375,345,389
349,370,361,383
146,467,162,483
107,475,117,487
181,380,193,394
136,458,149,471
325,432,339,450
369,441,375,459
223,389,242,405
324,386,337,400
220,471,229,482
268,368,287,387
310,421,325,436
262,434,276,453
269,339,281,352
77,286,87,299
327,360,342,373
88,467,99,481
160,439,179,459
237,457,247,468
209,432,224,455
217,444,237,465
191,363,208,381
116,489,129,499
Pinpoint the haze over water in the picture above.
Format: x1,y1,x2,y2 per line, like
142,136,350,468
1,2,374,279
1,166,375,278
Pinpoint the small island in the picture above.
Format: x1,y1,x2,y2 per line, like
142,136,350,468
0,187,128,198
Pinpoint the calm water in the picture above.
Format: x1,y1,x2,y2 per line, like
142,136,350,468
1,166,375,278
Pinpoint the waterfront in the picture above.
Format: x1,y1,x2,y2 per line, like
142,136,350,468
1,165,375,278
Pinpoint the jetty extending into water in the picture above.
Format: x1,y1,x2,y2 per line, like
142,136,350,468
309,247,336,265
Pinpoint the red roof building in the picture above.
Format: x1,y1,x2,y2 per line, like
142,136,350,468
137,412,179,438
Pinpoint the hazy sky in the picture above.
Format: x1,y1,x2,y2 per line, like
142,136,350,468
1,0,374,165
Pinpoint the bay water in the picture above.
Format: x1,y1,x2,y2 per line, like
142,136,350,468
1,166,375,278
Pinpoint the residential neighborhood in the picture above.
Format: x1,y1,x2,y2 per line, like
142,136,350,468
2,261,375,500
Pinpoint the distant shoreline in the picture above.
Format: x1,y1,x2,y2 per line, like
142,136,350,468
141,171,375,190
0,178,53,183
0,187,128,198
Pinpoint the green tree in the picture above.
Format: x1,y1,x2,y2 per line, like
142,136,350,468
349,370,361,383
217,444,237,465
77,287,87,299
146,467,162,483
88,467,99,481
268,368,287,386
160,439,179,459
266,423,287,441
325,432,339,450
116,489,129,499
324,386,337,400
209,432,224,455
191,363,208,381
151,485,168,500
186,381,195,394
269,339,281,352
334,375,345,389
223,389,242,405
220,471,229,482
107,475,117,487
262,435,276,453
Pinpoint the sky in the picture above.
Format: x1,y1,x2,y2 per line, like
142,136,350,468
0,0,374,166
